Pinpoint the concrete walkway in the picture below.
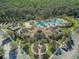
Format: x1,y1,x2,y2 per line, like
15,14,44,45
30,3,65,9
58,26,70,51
49,32,79,59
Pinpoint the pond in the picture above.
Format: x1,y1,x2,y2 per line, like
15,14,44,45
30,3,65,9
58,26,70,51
35,19,66,28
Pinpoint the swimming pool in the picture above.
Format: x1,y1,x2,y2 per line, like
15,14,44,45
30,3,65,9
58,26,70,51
9,49,17,59
35,19,66,28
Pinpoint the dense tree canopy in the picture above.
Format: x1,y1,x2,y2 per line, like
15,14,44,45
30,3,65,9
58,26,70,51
0,0,79,21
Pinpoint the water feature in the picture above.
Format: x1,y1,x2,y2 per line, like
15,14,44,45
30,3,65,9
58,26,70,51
9,49,17,59
35,19,66,28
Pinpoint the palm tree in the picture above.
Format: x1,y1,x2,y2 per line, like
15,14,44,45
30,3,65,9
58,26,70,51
34,30,46,42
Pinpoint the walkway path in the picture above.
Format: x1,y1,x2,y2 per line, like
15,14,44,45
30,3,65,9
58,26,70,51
49,32,79,59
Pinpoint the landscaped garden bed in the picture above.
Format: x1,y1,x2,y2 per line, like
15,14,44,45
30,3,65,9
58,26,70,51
0,16,78,59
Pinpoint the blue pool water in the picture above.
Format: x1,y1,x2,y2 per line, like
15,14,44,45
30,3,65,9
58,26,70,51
35,19,65,27
9,49,17,59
